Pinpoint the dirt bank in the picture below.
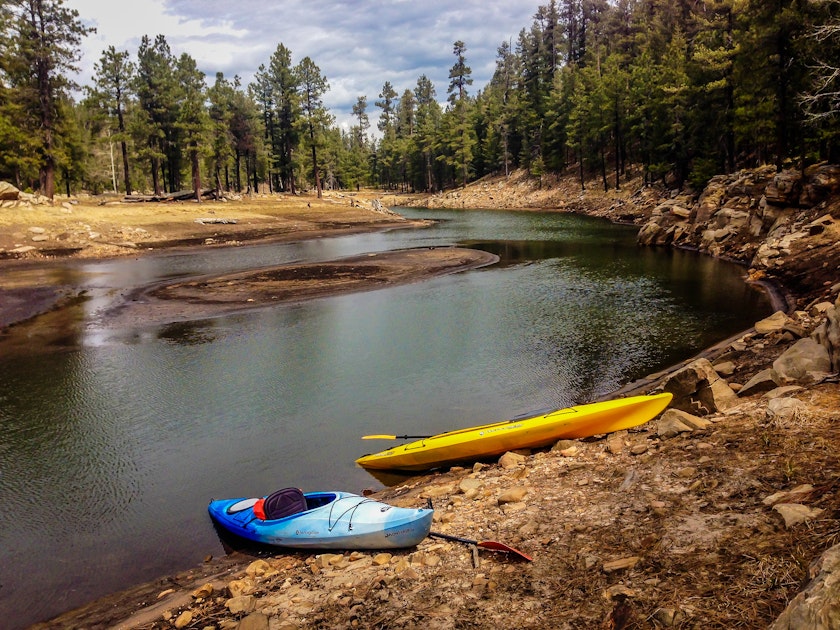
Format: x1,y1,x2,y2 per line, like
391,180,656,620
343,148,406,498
8,180,840,630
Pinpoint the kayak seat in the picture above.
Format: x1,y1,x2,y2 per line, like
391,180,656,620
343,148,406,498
263,487,307,520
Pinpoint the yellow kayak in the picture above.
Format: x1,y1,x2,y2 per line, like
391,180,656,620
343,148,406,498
356,392,672,472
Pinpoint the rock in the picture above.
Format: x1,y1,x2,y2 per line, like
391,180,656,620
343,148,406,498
459,478,482,494
766,397,807,423
764,385,804,399
372,553,392,566
551,439,577,452
769,544,840,630
713,360,736,376
662,408,713,430
497,487,528,504
0,181,19,200
773,503,825,528
657,412,693,439
603,556,641,572
763,484,815,507
238,612,270,630
764,170,803,206
756,311,790,335
226,594,256,614
676,466,697,479
662,358,738,415
813,296,840,371
739,368,783,396
772,338,831,381
227,577,254,597
174,610,192,628
245,559,272,577
653,607,686,627
191,583,213,599
499,451,526,468
606,435,624,454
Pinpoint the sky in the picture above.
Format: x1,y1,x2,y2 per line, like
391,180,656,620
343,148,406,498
63,0,541,131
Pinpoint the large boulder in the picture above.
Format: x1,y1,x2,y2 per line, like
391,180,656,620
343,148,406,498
662,358,738,415
813,295,840,372
769,544,840,630
773,338,831,381
764,169,803,206
802,163,840,205
0,181,20,201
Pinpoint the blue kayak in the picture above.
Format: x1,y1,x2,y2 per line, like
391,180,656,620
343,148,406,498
208,489,433,550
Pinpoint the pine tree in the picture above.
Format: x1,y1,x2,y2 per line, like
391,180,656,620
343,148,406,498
175,53,207,200
134,34,178,195
295,56,331,198
90,46,134,193
414,75,441,192
206,72,235,193
1,0,94,198
446,40,475,187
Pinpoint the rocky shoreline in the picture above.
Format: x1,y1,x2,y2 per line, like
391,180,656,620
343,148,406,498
18,168,840,629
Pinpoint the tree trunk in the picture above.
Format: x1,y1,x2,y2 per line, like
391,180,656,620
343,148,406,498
191,143,201,202
309,123,322,198
151,154,161,196
117,105,131,194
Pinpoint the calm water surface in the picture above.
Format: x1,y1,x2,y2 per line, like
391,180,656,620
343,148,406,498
0,208,772,627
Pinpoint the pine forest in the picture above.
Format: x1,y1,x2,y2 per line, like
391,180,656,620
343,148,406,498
1,0,839,201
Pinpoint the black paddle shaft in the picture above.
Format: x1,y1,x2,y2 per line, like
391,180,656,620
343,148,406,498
429,531,479,545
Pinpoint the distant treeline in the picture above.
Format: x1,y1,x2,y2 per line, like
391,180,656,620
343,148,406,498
1,0,838,200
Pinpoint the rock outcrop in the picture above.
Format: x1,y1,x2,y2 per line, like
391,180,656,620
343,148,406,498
638,165,840,305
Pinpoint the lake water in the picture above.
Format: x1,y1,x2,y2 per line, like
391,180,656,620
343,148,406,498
0,208,772,627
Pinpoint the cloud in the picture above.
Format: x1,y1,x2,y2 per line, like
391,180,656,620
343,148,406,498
66,0,538,129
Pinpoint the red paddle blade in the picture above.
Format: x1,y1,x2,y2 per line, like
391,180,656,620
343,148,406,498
477,541,533,561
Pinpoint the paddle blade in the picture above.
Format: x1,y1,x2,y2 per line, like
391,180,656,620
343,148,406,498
477,541,533,562
362,434,398,440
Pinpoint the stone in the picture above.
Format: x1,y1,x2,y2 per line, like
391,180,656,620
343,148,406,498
0,181,19,200
657,413,693,439
769,544,840,630
713,360,736,376
245,559,272,577
662,408,712,430
653,608,686,627
226,595,256,614
552,439,577,452
773,503,825,528
499,451,526,469
372,553,392,566
772,338,831,381
813,297,840,371
739,368,782,396
756,311,790,335
764,385,804,399
174,610,193,628
766,397,807,423
497,487,528,504
191,583,214,599
763,484,815,507
662,358,738,415
227,578,254,597
459,478,482,494
603,556,641,572
606,435,624,454
238,612,270,630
